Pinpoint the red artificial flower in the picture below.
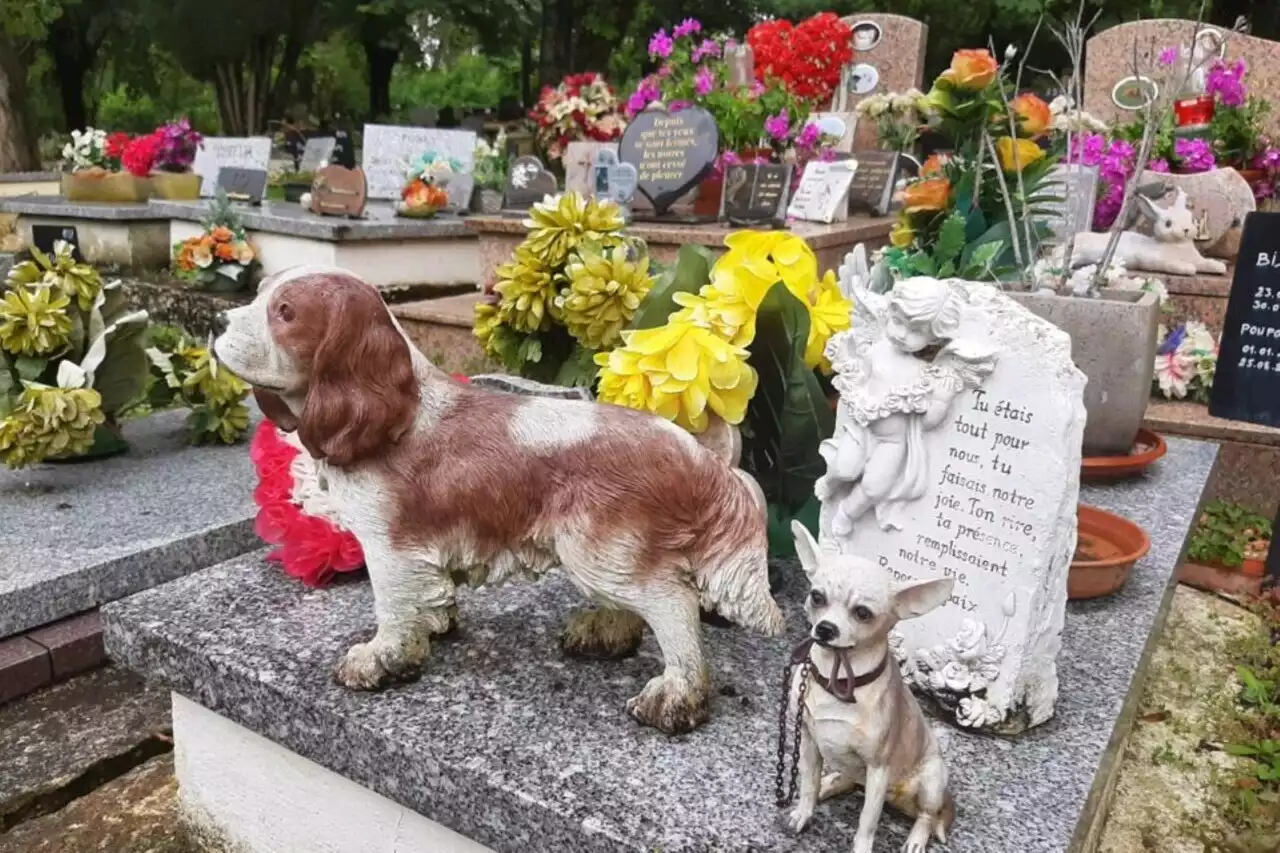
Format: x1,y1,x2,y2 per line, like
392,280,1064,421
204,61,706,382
122,132,162,177
104,131,132,162
747,13,853,105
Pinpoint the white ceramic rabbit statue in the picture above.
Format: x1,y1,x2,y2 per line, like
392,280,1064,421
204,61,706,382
1067,188,1228,276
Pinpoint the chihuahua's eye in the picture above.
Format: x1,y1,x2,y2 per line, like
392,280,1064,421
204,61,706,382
1164,219,1172,228
809,589,827,607
276,301,295,322
852,605,874,622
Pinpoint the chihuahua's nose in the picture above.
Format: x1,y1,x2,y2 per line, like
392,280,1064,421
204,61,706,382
813,621,839,643
211,311,229,337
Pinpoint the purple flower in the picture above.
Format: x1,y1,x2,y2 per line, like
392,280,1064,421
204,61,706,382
1252,147,1280,171
764,109,790,141
1158,46,1179,67
153,116,202,172
749,80,766,97
648,28,674,58
625,77,661,118
658,65,673,78
1256,180,1274,200
1206,59,1247,108
694,66,715,97
818,147,839,163
1067,133,1107,167
1174,137,1216,172
1147,158,1171,173
691,38,722,63
669,100,692,113
672,18,702,39
1158,325,1188,356
796,122,821,148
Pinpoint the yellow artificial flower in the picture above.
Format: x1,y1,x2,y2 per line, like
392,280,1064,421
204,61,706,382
522,192,625,268
995,136,1046,172
472,299,502,349
557,243,654,350
800,272,852,372
0,384,105,469
939,49,999,92
494,246,559,333
0,285,72,357
593,319,757,433
890,220,915,248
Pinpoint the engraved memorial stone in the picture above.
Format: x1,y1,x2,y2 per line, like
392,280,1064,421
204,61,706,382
310,165,368,218
299,137,337,173
619,106,719,216
817,266,1087,734
592,148,638,209
564,141,616,198
192,137,272,197
503,156,558,211
331,130,357,168
847,151,902,216
787,161,856,224
361,124,476,207
216,167,269,205
720,164,792,227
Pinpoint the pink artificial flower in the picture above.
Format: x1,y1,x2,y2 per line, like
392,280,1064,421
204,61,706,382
1255,180,1273,201
796,122,821,148
649,28,674,58
1206,58,1247,108
673,18,702,39
764,109,791,141
669,100,692,112
691,38,722,62
1253,147,1280,171
1174,136,1216,172
1154,351,1194,399
695,66,715,96
749,80,766,98
1147,158,1171,173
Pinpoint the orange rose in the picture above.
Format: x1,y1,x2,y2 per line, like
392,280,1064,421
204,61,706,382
939,49,999,92
901,177,951,214
210,226,234,243
215,242,236,261
921,153,951,176
1011,92,1051,136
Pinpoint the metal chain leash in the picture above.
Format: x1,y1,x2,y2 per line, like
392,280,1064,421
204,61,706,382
774,659,811,808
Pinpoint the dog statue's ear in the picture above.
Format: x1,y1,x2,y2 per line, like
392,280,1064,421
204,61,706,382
893,577,955,620
791,520,821,579
253,388,299,432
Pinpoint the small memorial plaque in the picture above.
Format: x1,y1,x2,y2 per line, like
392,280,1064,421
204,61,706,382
309,165,368,219
720,164,792,227
503,156,558,211
299,137,337,173
564,141,615,198
619,106,719,216
787,161,856,224
361,124,476,207
847,151,901,216
217,167,269,204
192,137,272,197
592,148,638,209
31,225,83,261
1208,211,1280,428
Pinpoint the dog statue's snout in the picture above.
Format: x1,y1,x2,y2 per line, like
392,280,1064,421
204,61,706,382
211,311,229,337
813,620,839,643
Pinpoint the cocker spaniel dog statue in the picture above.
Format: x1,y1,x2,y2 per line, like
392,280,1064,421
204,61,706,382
213,266,785,734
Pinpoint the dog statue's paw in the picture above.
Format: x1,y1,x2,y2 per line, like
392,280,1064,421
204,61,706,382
787,804,813,833
333,639,424,690
626,672,709,735
560,609,645,660
902,843,928,853
852,834,876,853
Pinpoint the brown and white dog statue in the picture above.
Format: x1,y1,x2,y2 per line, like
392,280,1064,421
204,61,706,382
786,521,956,853
212,265,785,734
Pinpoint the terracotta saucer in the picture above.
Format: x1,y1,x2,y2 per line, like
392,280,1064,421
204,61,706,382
1081,428,1167,481
1070,504,1151,600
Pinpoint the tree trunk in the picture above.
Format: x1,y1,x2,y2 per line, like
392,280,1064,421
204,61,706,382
364,43,399,120
0,35,40,172
520,38,533,107
46,19,93,131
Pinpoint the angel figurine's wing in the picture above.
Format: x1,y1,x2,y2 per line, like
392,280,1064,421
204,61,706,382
837,244,870,301
935,338,1000,390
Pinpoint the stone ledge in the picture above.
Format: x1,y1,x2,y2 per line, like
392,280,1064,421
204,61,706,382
1145,399,1280,448
0,196,166,221
389,292,481,328
152,199,473,243
0,171,59,184
1161,269,1233,298
105,437,1216,853
0,408,262,638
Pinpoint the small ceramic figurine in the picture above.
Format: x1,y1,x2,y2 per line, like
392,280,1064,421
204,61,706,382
780,522,956,853
816,276,997,534
212,266,784,736
1067,187,1229,276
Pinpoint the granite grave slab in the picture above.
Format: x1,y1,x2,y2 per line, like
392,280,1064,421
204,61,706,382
105,437,1215,853
0,408,260,638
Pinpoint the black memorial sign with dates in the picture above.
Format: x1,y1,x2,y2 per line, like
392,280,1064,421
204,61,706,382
1209,211,1280,428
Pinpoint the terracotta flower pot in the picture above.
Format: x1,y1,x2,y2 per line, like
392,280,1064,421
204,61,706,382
1241,557,1266,578
1080,428,1167,481
61,169,151,203
1069,504,1151,600
149,171,201,200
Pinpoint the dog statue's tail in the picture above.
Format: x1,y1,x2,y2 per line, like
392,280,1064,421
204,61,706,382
694,460,785,638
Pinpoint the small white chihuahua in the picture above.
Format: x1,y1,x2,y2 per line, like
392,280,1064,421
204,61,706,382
784,521,956,853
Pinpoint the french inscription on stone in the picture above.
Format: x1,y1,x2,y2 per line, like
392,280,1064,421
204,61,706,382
360,124,476,207
847,151,901,216
721,164,792,226
192,137,272,197
619,106,718,215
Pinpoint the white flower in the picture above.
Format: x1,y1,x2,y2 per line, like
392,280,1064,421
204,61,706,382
1184,320,1217,354
947,619,989,661
1005,44,1018,61
1155,351,1194,398
939,661,971,691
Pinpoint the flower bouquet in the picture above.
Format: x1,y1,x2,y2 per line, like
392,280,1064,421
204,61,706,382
474,191,850,553
529,73,625,164
746,13,854,106
147,118,204,200
172,192,257,292
878,49,1061,285
0,242,150,467
471,132,509,214
60,127,151,203
1153,321,1218,402
142,326,250,445
398,151,462,218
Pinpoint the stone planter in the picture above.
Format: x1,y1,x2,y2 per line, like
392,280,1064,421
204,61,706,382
149,171,201,200
470,187,503,215
61,170,151,203
1009,288,1160,455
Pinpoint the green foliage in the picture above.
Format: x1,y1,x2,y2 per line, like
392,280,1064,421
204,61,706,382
1210,97,1273,168
390,53,519,117
1187,500,1273,569
630,244,714,330
766,494,820,559
741,282,835,512
142,326,251,445
882,210,1008,282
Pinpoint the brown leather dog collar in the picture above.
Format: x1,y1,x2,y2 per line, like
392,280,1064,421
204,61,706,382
791,638,888,703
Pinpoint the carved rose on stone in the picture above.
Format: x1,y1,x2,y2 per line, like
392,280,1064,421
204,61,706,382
933,661,972,692
957,696,1003,728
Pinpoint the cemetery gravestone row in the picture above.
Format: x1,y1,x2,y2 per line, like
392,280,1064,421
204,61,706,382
192,137,273,198
361,124,477,208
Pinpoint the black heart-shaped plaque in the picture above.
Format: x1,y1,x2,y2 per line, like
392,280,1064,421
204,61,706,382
619,106,720,216
504,156,559,210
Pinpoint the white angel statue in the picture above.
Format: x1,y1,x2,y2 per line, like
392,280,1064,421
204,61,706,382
817,276,999,535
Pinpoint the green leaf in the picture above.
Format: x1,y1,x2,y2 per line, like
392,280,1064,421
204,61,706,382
766,495,821,558
630,244,714,330
552,344,598,388
962,240,1005,278
935,213,967,264
741,283,835,511
963,206,988,244
94,324,151,414
15,356,47,382
517,334,543,364
909,252,937,277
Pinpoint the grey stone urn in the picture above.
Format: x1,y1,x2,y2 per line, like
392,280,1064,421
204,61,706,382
470,187,503,214
1008,288,1160,456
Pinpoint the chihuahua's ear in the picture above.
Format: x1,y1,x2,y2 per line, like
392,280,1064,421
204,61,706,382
791,520,821,579
893,577,955,620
